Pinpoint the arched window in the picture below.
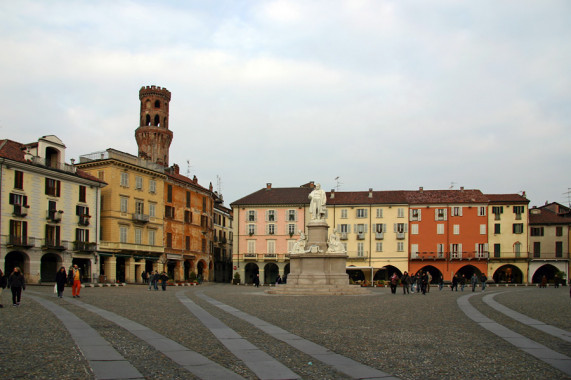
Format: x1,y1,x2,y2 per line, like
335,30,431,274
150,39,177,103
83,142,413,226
146,114,151,126
154,115,160,126
154,100,160,108
145,100,151,109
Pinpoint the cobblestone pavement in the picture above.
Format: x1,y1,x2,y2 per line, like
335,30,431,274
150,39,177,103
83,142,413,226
1,283,570,379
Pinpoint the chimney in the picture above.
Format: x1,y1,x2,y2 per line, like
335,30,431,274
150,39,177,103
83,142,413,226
266,183,272,190
309,181,315,188
419,186,423,193
330,189,335,199
172,164,179,174
522,191,526,198
193,175,197,184
369,188,373,198
460,186,464,192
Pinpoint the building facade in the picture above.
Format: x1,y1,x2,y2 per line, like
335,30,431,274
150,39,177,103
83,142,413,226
1,136,106,284
213,194,233,283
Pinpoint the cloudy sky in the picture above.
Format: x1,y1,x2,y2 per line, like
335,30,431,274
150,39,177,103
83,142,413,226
1,1,569,207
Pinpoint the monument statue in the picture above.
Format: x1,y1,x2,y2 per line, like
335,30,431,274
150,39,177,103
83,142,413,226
326,230,346,253
290,231,307,254
308,183,326,220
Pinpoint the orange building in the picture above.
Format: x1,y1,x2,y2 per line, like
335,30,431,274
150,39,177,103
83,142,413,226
408,188,489,282
163,165,214,282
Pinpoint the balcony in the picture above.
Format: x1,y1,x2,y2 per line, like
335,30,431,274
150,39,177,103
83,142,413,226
450,251,489,261
396,232,406,240
46,210,63,222
340,232,348,240
31,156,77,174
74,241,97,252
6,235,35,248
42,240,66,251
132,213,150,223
13,204,29,217
78,215,91,226
244,253,257,260
356,233,365,240
411,252,447,261
264,253,277,259
375,232,384,240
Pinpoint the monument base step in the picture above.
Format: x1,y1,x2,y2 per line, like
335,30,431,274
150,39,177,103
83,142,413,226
265,284,371,295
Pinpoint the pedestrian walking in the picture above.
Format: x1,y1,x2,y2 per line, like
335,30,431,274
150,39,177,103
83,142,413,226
55,266,67,298
452,274,459,291
148,271,154,290
401,271,410,295
540,275,547,288
415,273,422,293
254,273,260,287
471,273,478,292
438,275,444,291
276,275,282,285
389,273,399,294
420,271,428,295
160,272,169,291
480,273,488,291
153,272,159,290
69,264,82,298
142,271,148,284
426,271,432,293
7,267,25,306
0,269,7,308
460,275,466,292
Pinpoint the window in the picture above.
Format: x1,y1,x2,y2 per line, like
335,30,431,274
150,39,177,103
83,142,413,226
356,224,366,234
149,180,156,194
288,210,297,221
167,185,173,203
494,224,501,234
376,242,383,252
341,209,348,219
14,170,24,189
120,172,129,187
492,206,503,220
451,244,460,258
453,225,460,235
166,233,172,248
287,240,295,253
120,197,128,213
10,193,28,217
135,176,143,190
186,191,191,208
165,205,175,219
512,224,524,234
248,224,256,235
75,228,89,243
45,225,61,247
437,224,444,235
513,206,525,220
248,210,256,222
9,220,28,244
79,186,86,202
288,224,296,235
267,210,276,222
530,227,544,236
514,242,521,257
267,240,275,254
135,200,144,215
247,240,256,254
184,210,192,223
149,203,156,218
435,208,447,221
267,224,275,235
397,208,405,218
452,207,462,217
185,236,191,250
411,224,419,235
45,178,61,197
478,206,486,216
480,224,486,234
202,197,207,212
533,242,540,257
397,242,404,252
357,242,364,257
120,226,128,243
476,244,487,258
149,230,155,246
356,209,367,218
98,171,104,181
134,228,142,244
494,244,501,258
556,242,563,258
556,227,563,237
437,244,444,258
410,209,421,221
376,208,383,218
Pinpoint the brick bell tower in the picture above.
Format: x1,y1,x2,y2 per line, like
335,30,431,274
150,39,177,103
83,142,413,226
135,85,173,167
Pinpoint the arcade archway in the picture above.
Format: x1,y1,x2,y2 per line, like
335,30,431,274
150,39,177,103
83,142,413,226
264,263,279,284
244,262,259,284
40,252,61,282
493,264,523,284
532,264,559,284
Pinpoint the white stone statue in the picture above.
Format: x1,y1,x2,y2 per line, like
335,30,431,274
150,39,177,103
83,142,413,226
308,183,327,220
326,230,346,253
290,231,307,254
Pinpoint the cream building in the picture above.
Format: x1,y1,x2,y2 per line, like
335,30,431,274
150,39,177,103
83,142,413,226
0,136,105,283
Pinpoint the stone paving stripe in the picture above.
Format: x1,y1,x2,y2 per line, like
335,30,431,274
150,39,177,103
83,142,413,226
66,297,245,380
457,293,571,377
176,291,301,380
483,292,571,343
29,295,145,380
195,291,398,379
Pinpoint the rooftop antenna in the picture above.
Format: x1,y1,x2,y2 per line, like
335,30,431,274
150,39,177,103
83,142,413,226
216,175,222,195
563,188,571,207
449,182,457,190
334,176,342,191
186,160,191,177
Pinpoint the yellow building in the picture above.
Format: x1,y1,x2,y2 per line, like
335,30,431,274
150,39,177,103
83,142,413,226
326,189,409,284
76,148,166,283
1,135,105,283
486,194,530,283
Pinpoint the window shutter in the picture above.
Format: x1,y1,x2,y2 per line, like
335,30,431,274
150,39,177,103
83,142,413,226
383,224,387,232
444,209,447,220
23,196,28,206
450,244,454,253
418,209,421,221
56,181,61,197
484,243,488,252
76,205,81,215
435,210,438,221
23,221,28,238
265,210,269,221
404,224,408,233
394,224,397,232
364,209,368,218
459,207,463,216
9,193,15,205
458,243,462,255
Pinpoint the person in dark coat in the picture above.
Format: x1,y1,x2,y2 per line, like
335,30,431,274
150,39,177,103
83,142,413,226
0,269,7,308
7,267,26,306
452,274,459,291
160,272,169,291
55,266,68,298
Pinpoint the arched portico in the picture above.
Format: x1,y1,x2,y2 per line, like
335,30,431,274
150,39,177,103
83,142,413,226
4,251,29,279
531,264,561,284
244,262,259,284
264,263,279,284
417,265,442,284
492,264,524,284
40,252,62,282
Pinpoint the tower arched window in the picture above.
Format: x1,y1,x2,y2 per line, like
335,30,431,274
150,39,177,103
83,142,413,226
154,100,160,108
145,100,151,109
146,114,151,126
154,115,160,126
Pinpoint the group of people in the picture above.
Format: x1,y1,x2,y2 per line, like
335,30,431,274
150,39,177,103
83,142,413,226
0,267,26,307
387,271,489,295
145,271,169,291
